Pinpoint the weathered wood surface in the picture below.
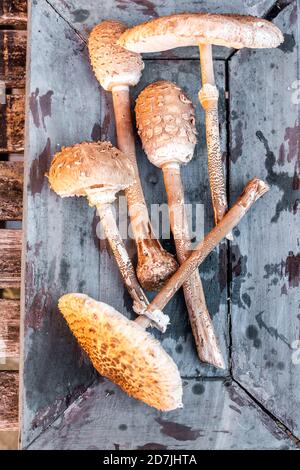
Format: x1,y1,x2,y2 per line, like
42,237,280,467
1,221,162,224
0,31,27,88
20,0,102,448
0,94,25,153
0,162,23,220
0,229,22,288
0,372,18,431
0,300,20,367
104,59,229,376
229,1,300,436
20,0,300,450
0,0,27,28
28,377,297,450
48,0,276,60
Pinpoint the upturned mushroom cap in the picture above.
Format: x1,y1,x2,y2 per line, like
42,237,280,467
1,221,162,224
136,80,197,168
59,293,183,411
48,141,135,198
118,13,283,53
88,20,144,91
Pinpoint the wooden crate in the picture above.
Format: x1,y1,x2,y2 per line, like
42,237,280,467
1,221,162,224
0,0,299,450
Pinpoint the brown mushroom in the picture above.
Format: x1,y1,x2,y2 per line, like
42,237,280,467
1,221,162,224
88,20,178,291
136,80,224,369
58,293,183,411
118,13,283,236
48,141,169,332
59,178,268,407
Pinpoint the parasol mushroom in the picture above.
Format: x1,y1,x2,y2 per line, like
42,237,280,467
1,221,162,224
48,141,169,332
136,80,224,369
59,177,268,408
88,20,178,291
118,13,283,236
59,293,183,411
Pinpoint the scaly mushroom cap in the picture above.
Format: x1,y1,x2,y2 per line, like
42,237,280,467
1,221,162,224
88,20,144,91
59,293,183,411
118,13,283,53
48,141,135,198
136,80,197,168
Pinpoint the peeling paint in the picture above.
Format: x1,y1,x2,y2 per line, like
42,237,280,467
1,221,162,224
30,138,51,196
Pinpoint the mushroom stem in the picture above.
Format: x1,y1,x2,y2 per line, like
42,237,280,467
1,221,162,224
162,163,224,368
147,178,269,315
95,201,169,332
111,86,178,290
198,44,232,240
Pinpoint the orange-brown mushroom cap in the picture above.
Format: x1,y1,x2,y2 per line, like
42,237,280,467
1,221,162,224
118,13,283,53
48,141,135,198
59,293,183,411
88,20,144,91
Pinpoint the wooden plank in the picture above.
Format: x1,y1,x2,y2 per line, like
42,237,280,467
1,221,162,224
0,31,27,88
0,162,23,220
0,229,21,288
0,372,18,431
0,0,27,28
0,300,20,366
0,430,18,450
229,1,300,436
48,0,276,60
28,377,297,450
0,94,25,153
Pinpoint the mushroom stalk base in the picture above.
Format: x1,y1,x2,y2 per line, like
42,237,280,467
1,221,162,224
162,163,224,369
96,202,169,332
199,44,232,240
147,178,269,316
112,86,178,290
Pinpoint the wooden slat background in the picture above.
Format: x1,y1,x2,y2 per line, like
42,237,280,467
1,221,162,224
0,0,299,451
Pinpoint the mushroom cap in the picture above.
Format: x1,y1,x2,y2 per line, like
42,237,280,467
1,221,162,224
59,293,183,411
88,20,144,91
136,80,197,168
118,13,283,53
48,141,135,198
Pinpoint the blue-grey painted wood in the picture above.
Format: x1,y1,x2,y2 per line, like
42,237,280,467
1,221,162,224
229,0,300,437
47,0,276,59
20,0,102,448
27,376,298,450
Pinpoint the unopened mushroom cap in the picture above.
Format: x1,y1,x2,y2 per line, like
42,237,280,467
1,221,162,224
118,13,283,53
59,293,183,411
48,141,135,198
88,20,144,91
136,80,197,168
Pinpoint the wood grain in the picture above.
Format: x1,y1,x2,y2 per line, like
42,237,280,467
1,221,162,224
0,94,25,153
0,31,27,88
229,1,300,436
0,162,23,220
0,372,18,431
48,0,276,59
20,1,102,448
0,300,20,364
0,0,27,28
20,0,300,450
28,376,297,450
0,229,22,288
